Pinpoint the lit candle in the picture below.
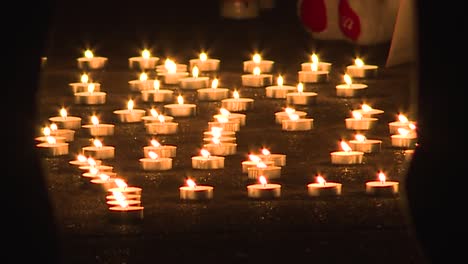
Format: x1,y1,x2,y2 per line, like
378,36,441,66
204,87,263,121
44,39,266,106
143,139,177,158
141,108,174,123
156,58,188,73
221,90,254,112
77,49,108,70
301,53,332,72
388,114,416,134
48,107,82,130
35,126,66,143
69,73,101,94
106,190,141,202
352,103,384,117
89,173,124,191
128,72,155,91
345,111,378,131
208,115,240,132
82,169,117,180
203,138,237,156
265,75,296,99
113,99,146,123
163,95,197,117
108,179,143,196
179,66,210,89
82,139,115,160
298,61,329,83
365,171,399,195
189,52,220,72
391,126,418,148
108,190,144,223
286,83,318,106
106,198,141,207
48,123,75,142
74,83,107,105
330,140,364,165
128,49,160,70
247,161,281,179
202,135,236,144
79,160,113,173
257,148,286,167
191,149,225,169
157,58,189,84
212,108,246,126
203,126,236,138
241,154,273,174
197,78,230,101
141,80,174,103
281,113,314,131
346,57,378,78
348,133,382,153
82,115,115,137
335,74,368,97
69,155,102,167
145,114,178,135
307,175,342,196
139,151,172,171
247,175,281,199
243,53,274,73
179,178,214,200
241,66,273,87
274,107,307,124
36,135,69,156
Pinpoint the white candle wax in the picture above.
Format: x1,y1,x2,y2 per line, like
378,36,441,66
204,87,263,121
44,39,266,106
243,60,274,73
82,145,115,160
113,109,146,123
203,142,237,156
159,72,189,85
241,160,274,173
128,56,159,70
346,64,378,78
388,121,416,134
128,79,155,92
213,113,246,126
141,89,174,103
74,91,107,105
330,151,364,165
49,116,82,130
82,124,115,137
69,82,101,94
36,141,69,156
265,84,296,99
247,183,281,199
301,62,332,72
145,122,178,135
208,121,240,132
241,73,273,87
365,181,399,195
391,134,417,148
286,91,318,105
179,76,210,90
139,157,173,171
275,110,307,124
197,87,230,101
349,139,382,153
163,103,197,117
307,182,342,196
257,154,286,167
281,118,314,131
189,58,220,72
77,56,108,70
335,83,368,97
298,70,329,83
247,165,281,179
221,98,254,112
143,145,177,158
191,155,225,169
141,114,174,124
180,185,214,200
203,136,236,144
345,117,378,130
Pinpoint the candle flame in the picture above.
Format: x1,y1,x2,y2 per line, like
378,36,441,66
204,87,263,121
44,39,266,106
50,123,58,131
76,154,87,163
259,175,267,185
87,83,95,93
211,127,222,138
119,200,129,208
297,83,304,93
212,137,221,145
355,58,364,67
60,108,68,118
211,78,219,89
253,66,261,76
80,73,89,83
311,53,319,64
277,75,283,86
352,111,363,120
311,62,318,71
398,114,409,123
153,79,160,90
148,151,159,160
397,127,411,136
141,49,150,59
87,157,97,166
355,134,367,142
127,99,134,111
150,108,159,117
165,59,177,74
316,175,326,185
201,149,211,158
409,123,416,131
112,191,126,202
186,178,197,188
115,179,128,189
233,90,240,99
252,53,261,64
344,74,352,86
43,126,51,136
89,167,99,175
289,113,300,121
249,154,261,163
158,115,165,123
216,116,229,123
261,148,270,156
84,49,93,58
46,136,56,144
192,66,199,78
340,141,352,152
219,108,230,116
99,173,110,181
177,95,184,105
93,139,103,148
285,107,295,115
91,115,99,125
199,52,207,61
361,104,372,111
256,162,267,168
150,139,161,147
378,172,386,184
139,72,148,81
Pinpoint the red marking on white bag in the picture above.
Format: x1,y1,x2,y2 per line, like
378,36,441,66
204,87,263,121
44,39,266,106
339,0,360,41
299,0,327,32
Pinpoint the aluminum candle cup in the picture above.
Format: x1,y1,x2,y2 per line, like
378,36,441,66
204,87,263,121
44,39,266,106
241,160,274,173
286,91,318,105
145,122,178,135
335,83,368,97
345,117,378,130
197,87,230,101
113,109,146,123
189,58,220,72
221,97,254,112
77,56,108,70
108,205,144,223
128,79,155,92
243,60,274,73
203,142,237,156
391,134,417,148
365,181,399,196
257,154,286,167
141,89,174,103
82,171,117,180
275,110,307,124
82,146,115,160
128,56,159,70
307,182,342,196
247,183,281,199
179,185,214,200
298,70,329,83
388,121,416,134
49,116,82,130
208,121,240,132
241,73,273,87
346,64,378,78
69,82,101,94
163,103,197,117
143,145,177,158
90,177,125,191
301,62,332,72
36,141,69,156
265,84,296,99
159,71,189,85
50,128,75,142
74,91,107,105
281,118,314,131
203,136,236,144
191,155,225,169
139,157,173,171
107,199,141,207
179,76,210,90
349,139,382,153
330,151,364,165
247,166,281,179
213,113,246,126
82,124,115,137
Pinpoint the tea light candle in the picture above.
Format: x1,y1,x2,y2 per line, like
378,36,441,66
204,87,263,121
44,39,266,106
189,52,220,72
241,154,274,173
241,66,273,87
139,151,172,171
348,134,382,153
391,127,418,148
257,148,286,167
203,127,236,138
213,108,246,126
35,126,66,143
179,66,210,89
197,78,229,101
79,163,113,173
330,140,364,165
281,113,314,131
106,191,141,202
203,138,237,156
128,49,159,70
345,111,378,131
141,80,174,103
82,139,115,160
163,95,197,117
156,58,187,73
74,83,106,105
221,90,254,112
307,175,342,196
49,107,82,130
82,115,115,137
49,123,75,142
145,115,178,135
179,178,214,200
365,172,399,195
265,75,296,99
69,73,101,94
247,176,281,199
298,62,329,83
247,162,281,179
335,74,368,97
143,139,177,158
203,136,236,144
108,180,142,196
275,107,307,124
286,83,318,106
388,114,417,134
36,136,69,156
108,203,144,223
128,72,155,91
113,99,146,123
208,117,240,132
157,59,189,84
301,53,332,72
243,53,274,73
191,149,225,169
106,199,141,207
346,58,378,78
352,103,384,117
69,155,102,167
77,49,108,70
82,170,117,180
141,108,174,123
89,174,123,191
